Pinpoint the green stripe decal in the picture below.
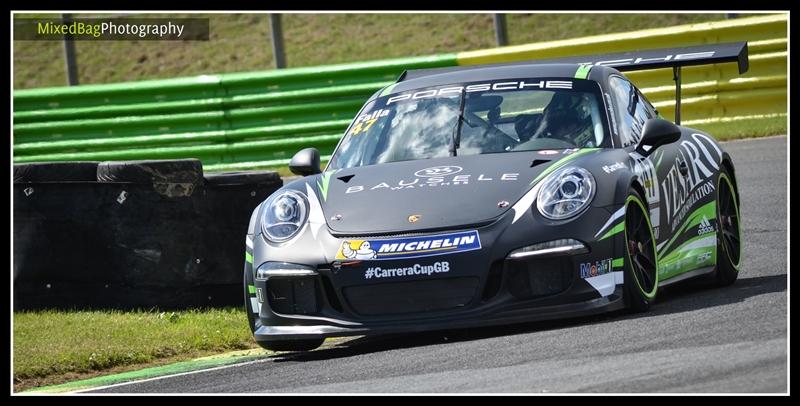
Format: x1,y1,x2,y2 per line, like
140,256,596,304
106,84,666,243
659,246,717,280
574,65,592,79
599,222,625,241
658,201,716,258
660,234,717,263
248,284,256,294
612,257,624,268
530,148,600,186
316,169,338,202
245,252,253,264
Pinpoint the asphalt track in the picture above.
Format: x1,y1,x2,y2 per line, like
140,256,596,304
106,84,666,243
91,136,788,394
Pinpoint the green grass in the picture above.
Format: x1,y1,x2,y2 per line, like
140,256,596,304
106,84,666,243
690,115,787,141
13,308,258,391
12,13,746,89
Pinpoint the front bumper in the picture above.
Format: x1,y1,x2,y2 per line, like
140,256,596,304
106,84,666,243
253,286,624,341
249,204,628,343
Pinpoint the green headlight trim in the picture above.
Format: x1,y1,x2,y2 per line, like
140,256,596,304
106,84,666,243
316,169,338,202
574,65,592,79
248,285,256,294
599,221,625,241
529,148,600,186
245,252,253,264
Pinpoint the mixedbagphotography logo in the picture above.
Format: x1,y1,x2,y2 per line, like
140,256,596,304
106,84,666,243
14,17,210,41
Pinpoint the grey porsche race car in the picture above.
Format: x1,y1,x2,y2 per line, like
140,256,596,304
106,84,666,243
243,43,746,352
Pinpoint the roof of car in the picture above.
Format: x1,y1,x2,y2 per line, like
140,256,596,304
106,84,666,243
387,63,613,95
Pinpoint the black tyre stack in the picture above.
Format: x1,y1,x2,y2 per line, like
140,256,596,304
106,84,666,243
13,160,282,310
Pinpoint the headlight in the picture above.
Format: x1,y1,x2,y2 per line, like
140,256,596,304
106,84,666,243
537,166,595,220
260,190,309,243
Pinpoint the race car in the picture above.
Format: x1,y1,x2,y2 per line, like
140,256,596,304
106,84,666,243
243,43,746,352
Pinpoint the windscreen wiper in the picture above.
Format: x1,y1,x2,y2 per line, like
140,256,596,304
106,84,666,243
449,88,467,157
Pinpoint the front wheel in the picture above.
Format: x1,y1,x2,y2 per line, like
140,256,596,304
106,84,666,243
714,169,742,286
244,260,258,335
623,188,659,312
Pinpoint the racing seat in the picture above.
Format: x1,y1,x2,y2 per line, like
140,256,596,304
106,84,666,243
531,93,592,144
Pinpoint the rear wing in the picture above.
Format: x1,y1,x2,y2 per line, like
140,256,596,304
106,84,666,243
399,42,749,125
517,42,748,74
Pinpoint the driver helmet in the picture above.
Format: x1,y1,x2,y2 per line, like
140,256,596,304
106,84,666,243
533,92,592,142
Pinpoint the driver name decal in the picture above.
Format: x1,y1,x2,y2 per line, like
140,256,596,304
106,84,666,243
335,230,481,261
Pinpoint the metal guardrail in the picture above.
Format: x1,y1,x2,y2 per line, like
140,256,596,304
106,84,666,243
13,14,787,171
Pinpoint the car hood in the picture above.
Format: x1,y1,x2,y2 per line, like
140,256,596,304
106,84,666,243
304,149,599,235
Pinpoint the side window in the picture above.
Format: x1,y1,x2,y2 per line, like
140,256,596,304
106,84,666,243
608,76,652,147
638,90,658,119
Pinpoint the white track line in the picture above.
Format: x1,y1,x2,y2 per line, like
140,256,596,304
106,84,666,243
71,357,275,394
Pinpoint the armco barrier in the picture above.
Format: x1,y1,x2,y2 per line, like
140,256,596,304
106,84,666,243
13,161,282,310
12,14,786,172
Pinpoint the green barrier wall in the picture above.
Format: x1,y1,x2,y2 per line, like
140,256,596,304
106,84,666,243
13,14,786,171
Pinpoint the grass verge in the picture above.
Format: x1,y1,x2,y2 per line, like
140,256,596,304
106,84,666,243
690,115,788,141
13,307,259,392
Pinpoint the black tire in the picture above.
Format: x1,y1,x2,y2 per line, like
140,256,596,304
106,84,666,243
714,168,741,286
243,259,259,335
205,170,281,187
13,161,99,182
623,188,659,312
97,159,203,184
257,338,325,352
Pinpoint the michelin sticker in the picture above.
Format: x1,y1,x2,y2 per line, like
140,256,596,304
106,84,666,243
336,230,481,261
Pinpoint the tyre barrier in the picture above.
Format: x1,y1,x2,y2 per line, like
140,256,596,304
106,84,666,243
12,160,282,310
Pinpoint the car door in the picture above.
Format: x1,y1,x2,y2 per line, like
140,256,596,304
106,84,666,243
609,74,722,281
607,74,665,239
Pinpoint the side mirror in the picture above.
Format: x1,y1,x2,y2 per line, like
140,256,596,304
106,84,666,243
289,148,322,176
635,118,682,156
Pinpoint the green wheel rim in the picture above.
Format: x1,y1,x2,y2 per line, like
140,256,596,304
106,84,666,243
624,194,659,300
717,173,742,270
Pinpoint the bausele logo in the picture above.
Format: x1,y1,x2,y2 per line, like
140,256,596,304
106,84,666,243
414,166,462,177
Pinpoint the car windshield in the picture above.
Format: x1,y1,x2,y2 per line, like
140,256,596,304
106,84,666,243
327,78,609,170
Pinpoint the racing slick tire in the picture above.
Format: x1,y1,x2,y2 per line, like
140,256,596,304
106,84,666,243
623,187,659,312
13,161,99,182
243,264,324,352
713,168,741,287
244,262,258,335
204,170,281,187
97,159,203,184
